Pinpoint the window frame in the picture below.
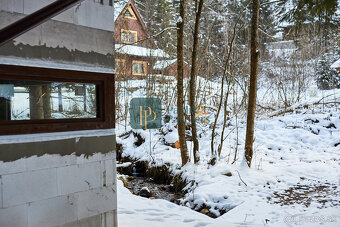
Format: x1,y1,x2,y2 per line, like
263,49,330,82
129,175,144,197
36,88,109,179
115,59,126,75
0,64,115,135
132,60,147,76
121,29,137,44
122,6,137,20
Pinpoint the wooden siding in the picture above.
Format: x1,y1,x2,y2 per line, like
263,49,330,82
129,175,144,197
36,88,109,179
154,61,190,78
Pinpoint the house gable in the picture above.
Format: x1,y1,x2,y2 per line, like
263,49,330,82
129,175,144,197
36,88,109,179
114,0,155,48
122,6,137,20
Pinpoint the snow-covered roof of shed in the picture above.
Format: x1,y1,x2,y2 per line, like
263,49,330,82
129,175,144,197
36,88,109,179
114,0,129,22
265,40,296,50
115,44,169,58
154,59,177,70
331,59,340,69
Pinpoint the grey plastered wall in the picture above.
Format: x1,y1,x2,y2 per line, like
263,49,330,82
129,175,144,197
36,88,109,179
0,0,115,68
0,131,117,227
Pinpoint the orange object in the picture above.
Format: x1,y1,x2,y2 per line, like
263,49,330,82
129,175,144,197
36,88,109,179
175,141,180,149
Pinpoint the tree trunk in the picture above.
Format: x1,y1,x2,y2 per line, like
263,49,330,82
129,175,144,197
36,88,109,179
29,85,44,120
177,0,189,166
244,0,260,167
189,0,204,164
42,85,51,119
58,85,63,112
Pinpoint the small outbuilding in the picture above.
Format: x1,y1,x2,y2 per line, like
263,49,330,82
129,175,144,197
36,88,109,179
153,59,190,78
331,59,340,71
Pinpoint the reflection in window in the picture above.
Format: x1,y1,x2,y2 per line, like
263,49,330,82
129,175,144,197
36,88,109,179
0,80,99,120
121,29,137,44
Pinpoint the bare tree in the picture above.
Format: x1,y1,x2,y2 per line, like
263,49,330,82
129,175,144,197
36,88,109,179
189,0,204,164
244,0,260,167
177,0,189,166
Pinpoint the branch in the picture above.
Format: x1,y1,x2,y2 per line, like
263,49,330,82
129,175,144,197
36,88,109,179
258,27,280,39
235,170,247,186
260,0,284,7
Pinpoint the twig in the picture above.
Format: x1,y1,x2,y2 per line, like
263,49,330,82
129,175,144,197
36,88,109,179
235,170,247,186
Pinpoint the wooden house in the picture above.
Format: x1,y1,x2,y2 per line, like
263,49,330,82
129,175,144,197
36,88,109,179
331,59,340,71
153,59,190,78
114,0,169,79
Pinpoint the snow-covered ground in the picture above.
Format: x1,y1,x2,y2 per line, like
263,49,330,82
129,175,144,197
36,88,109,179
116,77,340,226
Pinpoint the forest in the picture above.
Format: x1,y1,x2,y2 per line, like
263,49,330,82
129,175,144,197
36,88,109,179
114,0,340,226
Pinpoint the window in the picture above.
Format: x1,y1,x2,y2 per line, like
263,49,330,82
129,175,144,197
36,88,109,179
0,64,115,135
123,6,137,19
0,81,98,120
121,29,137,44
115,59,125,74
132,61,147,75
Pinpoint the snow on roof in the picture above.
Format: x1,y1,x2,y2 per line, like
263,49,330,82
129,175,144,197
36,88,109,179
115,44,169,58
265,40,296,50
331,59,340,69
114,0,129,22
153,59,177,70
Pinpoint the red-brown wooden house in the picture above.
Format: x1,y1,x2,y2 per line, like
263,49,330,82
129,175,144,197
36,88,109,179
114,0,169,79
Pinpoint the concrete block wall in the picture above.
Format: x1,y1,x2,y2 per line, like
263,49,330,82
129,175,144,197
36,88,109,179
0,131,117,227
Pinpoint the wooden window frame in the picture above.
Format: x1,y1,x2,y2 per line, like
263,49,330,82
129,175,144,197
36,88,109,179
121,29,137,44
115,59,126,75
123,6,137,20
0,64,115,135
132,60,147,76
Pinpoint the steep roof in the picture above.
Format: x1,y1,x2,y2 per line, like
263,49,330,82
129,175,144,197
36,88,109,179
114,0,147,31
114,0,129,22
331,59,340,69
153,59,177,70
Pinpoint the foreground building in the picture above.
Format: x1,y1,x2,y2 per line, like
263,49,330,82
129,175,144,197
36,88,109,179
0,0,117,226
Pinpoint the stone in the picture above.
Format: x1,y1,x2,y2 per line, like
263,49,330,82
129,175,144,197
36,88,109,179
224,172,232,177
200,209,209,215
139,187,151,198
149,197,155,200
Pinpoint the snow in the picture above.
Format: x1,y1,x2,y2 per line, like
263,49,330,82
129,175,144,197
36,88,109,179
115,44,170,58
153,59,177,70
118,179,219,227
114,0,129,22
141,186,150,193
116,75,340,226
176,16,183,24
265,40,297,59
331,59,340,69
